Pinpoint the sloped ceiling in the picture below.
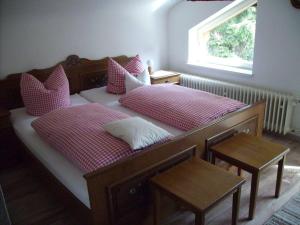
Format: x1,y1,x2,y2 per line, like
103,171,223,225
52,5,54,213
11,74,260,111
154,0,183,12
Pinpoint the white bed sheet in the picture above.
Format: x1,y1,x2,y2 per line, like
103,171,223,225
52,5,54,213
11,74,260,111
10,94,91,208
80,87,183,136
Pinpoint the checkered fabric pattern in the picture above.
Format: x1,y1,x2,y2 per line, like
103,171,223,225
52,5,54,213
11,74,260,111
107,55,144,94
124,54,144,75
20,65,70,116
32,103,136,173
119,84,246,131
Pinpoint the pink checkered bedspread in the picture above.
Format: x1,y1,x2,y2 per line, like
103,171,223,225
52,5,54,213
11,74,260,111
31,103,135,173
119,84,246,131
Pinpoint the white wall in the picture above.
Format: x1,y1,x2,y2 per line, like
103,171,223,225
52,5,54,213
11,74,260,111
168,0,300,131
1,0,300,131
0,0,179,77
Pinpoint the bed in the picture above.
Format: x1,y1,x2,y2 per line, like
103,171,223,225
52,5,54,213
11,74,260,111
0,55,265,225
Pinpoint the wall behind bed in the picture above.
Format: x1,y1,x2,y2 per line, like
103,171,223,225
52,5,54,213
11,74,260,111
167,0,300,133
0,0,180,77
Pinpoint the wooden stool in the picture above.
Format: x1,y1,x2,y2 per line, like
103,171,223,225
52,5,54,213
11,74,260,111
209,133,290,220
150,158,245,225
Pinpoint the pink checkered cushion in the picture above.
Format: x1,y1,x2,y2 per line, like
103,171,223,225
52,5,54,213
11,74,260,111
21,65,70,116
120,84,246,131
107,55,144,94
124,54,144,75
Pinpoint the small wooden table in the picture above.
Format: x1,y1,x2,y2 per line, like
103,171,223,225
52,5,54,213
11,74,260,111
210,133,290,220
150,70,181,85
150,158,245,225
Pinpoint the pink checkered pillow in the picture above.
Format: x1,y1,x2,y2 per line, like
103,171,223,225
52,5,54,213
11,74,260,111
21,65,71,116
124,54,144,75
107,55,144,94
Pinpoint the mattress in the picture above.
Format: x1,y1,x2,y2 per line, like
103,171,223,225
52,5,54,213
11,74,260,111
10,94,92,208
80,87,183,136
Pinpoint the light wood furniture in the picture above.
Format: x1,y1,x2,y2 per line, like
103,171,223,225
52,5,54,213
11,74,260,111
209,133,290,220
0,55,266,225
150,70,181,84
151,158,245,225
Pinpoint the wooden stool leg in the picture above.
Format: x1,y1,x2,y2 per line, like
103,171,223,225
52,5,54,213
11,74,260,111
275,156,285,198
205,149,211,162
238,168,242,176
211,152,216,165
249,171,260,220
195,212,205,225
153,188,161,225
232,187,241,225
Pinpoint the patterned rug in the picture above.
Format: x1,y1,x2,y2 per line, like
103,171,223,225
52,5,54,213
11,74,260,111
264,192,300,225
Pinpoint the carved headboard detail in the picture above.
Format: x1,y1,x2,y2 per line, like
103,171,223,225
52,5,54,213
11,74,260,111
0,55,132,110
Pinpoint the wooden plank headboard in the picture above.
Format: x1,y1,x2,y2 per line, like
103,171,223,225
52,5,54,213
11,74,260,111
0,55,132,110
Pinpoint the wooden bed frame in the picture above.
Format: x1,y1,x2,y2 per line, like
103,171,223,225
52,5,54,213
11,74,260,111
0,55,265,225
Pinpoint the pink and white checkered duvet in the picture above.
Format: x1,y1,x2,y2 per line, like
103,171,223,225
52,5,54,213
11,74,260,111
119,84,246,131
31,103,135,173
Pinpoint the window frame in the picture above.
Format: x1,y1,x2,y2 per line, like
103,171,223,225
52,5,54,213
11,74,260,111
188,0,258,75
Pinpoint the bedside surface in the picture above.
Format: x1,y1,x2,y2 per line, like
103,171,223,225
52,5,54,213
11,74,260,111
150,70,181,85
150,70,180,79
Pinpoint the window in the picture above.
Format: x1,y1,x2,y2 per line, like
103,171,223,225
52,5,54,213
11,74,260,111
188,0,257,74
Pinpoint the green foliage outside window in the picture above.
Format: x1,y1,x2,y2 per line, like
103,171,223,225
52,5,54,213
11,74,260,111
207,6,256,61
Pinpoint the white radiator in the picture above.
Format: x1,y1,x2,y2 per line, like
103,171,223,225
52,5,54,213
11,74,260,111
180,74,295,135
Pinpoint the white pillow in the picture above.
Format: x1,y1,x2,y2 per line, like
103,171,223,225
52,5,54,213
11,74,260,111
103,117,172,150
125,69,150,92
138,69,151,85
125,72,145,92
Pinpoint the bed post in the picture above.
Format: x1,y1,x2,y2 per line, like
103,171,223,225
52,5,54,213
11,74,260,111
255,100,265,137
86,179,111,225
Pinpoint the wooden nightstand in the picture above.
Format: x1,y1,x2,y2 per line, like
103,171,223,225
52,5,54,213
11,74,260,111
0,108,20,169
150,70,180,85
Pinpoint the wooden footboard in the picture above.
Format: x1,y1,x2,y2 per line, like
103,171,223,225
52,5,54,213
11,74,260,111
84,101,265,225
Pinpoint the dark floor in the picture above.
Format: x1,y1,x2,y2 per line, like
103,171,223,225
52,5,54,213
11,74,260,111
0,163,80,225
0,133,300,225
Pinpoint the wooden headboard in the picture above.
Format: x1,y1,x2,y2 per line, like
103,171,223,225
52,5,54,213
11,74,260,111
0,55,132,110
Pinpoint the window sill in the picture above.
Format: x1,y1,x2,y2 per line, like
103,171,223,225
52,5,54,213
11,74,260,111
187,62,253,76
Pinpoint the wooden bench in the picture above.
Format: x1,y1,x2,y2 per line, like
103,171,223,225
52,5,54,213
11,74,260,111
209,133,290,220
150,158,245,225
